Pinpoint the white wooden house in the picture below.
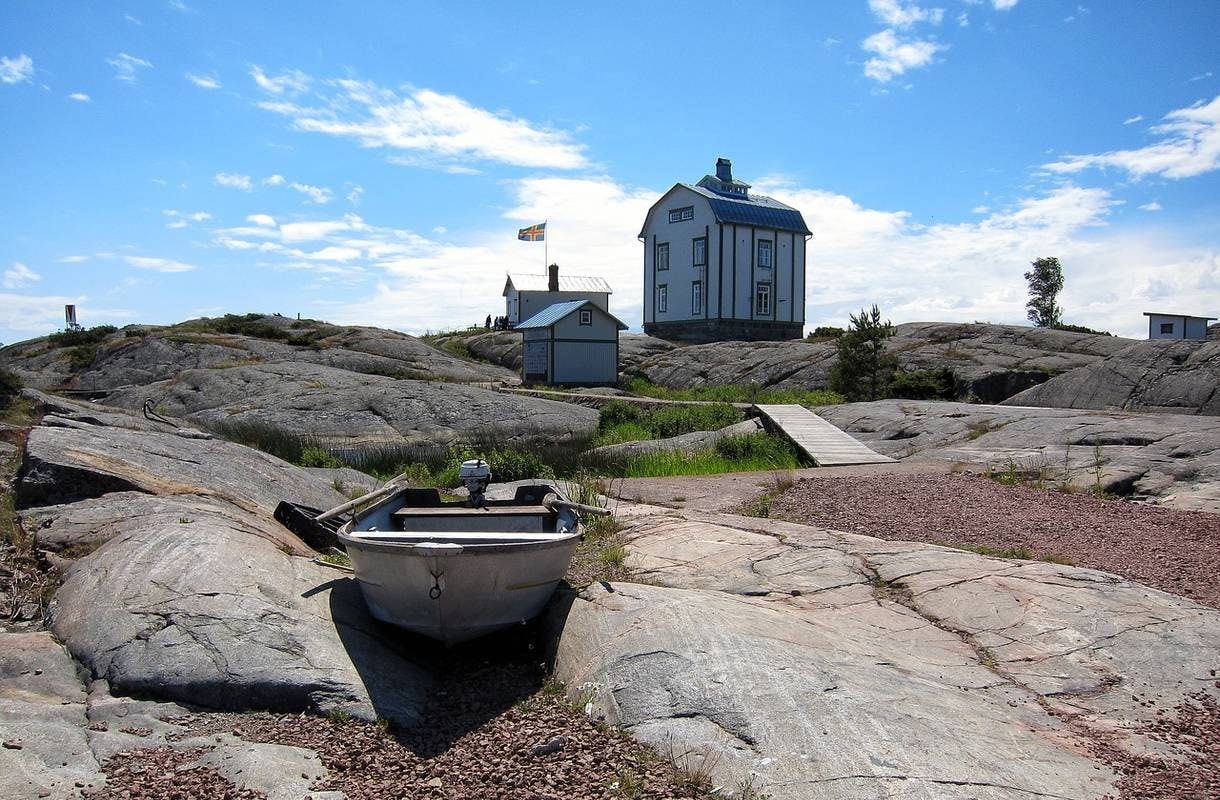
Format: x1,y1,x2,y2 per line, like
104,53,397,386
638,157,811,342
516,299,627,386
503,264,612,327
1143,312,1216,341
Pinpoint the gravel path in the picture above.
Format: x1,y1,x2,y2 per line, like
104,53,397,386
769,472,1220,608
89,655,711,800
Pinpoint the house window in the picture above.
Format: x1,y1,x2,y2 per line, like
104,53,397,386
692,281,703,315
579,309,593,326
757,239,772,270
656,242,670,271
657,284,668,313
755,283,771,316
1160,322,1175,334
668,206,694,223
692,237,707,267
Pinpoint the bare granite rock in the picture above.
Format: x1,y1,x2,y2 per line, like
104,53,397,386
0,315,516,391
816,399,1220,512
100,362,599,448
627,322,1131,403
0,632,103,799
1004,338,1220,415
550,503,1220,799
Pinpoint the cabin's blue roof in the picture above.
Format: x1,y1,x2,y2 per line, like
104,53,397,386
515,299,628,330
680,184,812,235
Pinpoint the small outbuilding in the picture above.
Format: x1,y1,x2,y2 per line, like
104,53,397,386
515,299,627,386
1143,312,1217,341
503,264,612,327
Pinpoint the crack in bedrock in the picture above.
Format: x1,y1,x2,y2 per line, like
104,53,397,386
856,555,1049,703
783,773,1080,799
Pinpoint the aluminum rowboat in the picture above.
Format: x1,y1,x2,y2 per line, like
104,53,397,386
337,482,580,645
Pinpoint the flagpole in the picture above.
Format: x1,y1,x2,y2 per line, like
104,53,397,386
544,218,548,272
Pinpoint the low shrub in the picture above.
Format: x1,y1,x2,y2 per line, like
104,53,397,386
47,324,116,348
806,325,845,341
598,400,644,430
66,345,99,372
889,368,958,400
0,368,21,409
1053,323,1112,336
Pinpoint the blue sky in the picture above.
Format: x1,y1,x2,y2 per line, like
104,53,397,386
2,0,1219,343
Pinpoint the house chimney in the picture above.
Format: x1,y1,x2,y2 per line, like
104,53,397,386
715,157,733,183
548,263,559,292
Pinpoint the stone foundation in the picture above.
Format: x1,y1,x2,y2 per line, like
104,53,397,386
643,318,803,343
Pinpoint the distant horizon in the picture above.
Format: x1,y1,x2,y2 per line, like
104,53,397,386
3,1,1219,343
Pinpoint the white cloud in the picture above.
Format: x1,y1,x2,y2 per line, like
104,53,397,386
346,185,364,205
107,53,152,82
186,73,221,90
1138,201,1162,212
869,0,944,28
124,256,197,273
1190,71,1214,83
1,54,34,84
163,209,212,228
257,76,588,169
214,172,253,191
262,174,286,186
993,0,1019,9
862,30,945,82
67,92,91,102
3,262,41,288
1044,95,1220,179
247,213,277,227
1123,114,1143,125
169,0,191,11
249,65,310,96
290,182,333,204
56,255,89,263
957,11,969,26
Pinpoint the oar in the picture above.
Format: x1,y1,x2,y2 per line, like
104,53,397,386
315,472,413,522
543,493,612,517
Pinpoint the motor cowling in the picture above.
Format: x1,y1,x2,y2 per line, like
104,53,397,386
459,459,492,507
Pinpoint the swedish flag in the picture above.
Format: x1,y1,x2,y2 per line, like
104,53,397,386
517,222,546,241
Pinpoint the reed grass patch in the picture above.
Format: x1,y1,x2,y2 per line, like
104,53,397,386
623,377,843,407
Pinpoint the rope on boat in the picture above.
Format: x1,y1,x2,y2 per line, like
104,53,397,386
429,569,443,600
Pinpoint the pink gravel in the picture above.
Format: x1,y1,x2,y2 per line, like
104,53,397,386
769,472,1220,608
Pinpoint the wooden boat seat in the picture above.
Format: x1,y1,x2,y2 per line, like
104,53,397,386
391,505,552,517
347,530,573,544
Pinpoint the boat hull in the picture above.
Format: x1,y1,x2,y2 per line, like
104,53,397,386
338,530,580,645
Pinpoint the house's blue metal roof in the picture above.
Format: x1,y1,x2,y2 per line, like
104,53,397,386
515,299,628,330
682,184,812,235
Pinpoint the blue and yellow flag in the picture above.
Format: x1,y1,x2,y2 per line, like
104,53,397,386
517,222,546,241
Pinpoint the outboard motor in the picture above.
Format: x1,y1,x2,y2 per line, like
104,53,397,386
459,459,492,507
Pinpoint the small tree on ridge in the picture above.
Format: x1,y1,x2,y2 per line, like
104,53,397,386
829,305,897,402
1024,257,1064,328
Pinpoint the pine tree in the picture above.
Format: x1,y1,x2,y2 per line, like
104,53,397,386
1024,257,1064,328
828,305,897,402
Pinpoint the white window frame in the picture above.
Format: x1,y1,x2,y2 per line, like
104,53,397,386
657,284,668,313
693,236,707,267
579,309,593,326
755,283,771,316
656,242,670,271
758,239,773,270
668,206,694,223
692,281,703,315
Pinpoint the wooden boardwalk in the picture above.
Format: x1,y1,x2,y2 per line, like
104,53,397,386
754,404,894,466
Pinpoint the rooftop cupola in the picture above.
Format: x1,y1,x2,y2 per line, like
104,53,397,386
715,157,733,182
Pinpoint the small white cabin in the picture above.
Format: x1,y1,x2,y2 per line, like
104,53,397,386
1144,312,1216,341
516,299,627,386
503,264,611,327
